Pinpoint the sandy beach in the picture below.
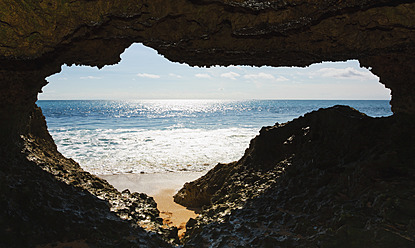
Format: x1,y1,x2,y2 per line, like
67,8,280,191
100,171,206,237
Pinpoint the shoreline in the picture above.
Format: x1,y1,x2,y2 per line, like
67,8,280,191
100,171,206,237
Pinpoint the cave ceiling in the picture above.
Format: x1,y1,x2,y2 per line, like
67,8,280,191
0,0,415,114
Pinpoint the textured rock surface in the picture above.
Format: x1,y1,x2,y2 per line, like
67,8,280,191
0,106,174,247
1,0,415,247
176,106,415,247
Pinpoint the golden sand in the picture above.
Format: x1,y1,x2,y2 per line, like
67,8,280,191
101,172,205,238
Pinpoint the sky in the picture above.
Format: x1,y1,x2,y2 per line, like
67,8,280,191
40,43,391,100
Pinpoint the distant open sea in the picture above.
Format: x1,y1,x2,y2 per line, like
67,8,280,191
37,100,392,175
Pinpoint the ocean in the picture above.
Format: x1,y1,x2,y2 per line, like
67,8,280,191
37,100,392,175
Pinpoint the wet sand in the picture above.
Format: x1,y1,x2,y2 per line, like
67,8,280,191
100,172,206,237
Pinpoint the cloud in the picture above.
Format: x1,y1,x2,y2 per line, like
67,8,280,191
317,67,378,80
220,71,240,80
80,76,102,80
243,73,289,82
244,72,275,80
137,73,161,79
195,73,212,79
169,73,183,78
275,76,289,82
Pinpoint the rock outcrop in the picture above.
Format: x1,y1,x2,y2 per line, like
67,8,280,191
1,0,415,247
175,106,415,247
0,106,175,247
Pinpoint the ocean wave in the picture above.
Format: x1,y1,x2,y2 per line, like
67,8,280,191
40,99,392,175
50,127,259,174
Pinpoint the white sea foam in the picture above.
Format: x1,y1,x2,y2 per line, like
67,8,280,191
40,99,392,175
50,127,258,175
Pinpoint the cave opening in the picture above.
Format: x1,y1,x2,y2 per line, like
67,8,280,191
36,43,393,237
38,43,392,174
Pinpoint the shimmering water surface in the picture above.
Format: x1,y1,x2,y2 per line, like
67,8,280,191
37,100,392,174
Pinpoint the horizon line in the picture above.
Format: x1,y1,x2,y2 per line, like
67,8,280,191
36,98,391,101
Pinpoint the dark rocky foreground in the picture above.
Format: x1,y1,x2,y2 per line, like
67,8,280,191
175,105,415,247
1,103,415,247
0,106,175,247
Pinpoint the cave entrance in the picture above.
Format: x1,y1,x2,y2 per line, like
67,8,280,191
38,43,392,175
37,43,392,236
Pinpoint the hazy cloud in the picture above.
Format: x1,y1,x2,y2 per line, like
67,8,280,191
317,67,378,80
275,76,289,82
137,73,161,79
243,73,289,82
80,76,102,80
169,73,183,78
244,73,275,80
195,73,212,79
221,72,240,80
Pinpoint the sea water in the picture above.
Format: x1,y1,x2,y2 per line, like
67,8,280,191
37,100,392,175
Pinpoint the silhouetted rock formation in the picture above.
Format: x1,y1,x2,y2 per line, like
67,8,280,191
0,106,175,247
175,106,415,247
1,0,415,247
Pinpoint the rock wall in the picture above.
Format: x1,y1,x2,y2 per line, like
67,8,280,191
0,106,175,247
175,106,415,247
1,0,415,247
